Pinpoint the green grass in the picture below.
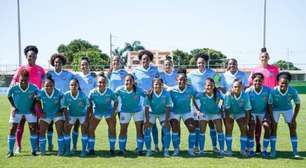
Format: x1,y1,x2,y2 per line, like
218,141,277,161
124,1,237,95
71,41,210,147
0,95,305,168
291,81,306,94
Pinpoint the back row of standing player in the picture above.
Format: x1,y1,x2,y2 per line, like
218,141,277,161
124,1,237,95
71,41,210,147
7,46,300,159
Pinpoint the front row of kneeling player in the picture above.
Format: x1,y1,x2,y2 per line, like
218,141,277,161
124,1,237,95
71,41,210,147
7,68,301,159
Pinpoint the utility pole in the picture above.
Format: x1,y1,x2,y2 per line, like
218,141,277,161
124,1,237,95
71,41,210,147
17,0,22,66
110,33,113,58
263,0,267,48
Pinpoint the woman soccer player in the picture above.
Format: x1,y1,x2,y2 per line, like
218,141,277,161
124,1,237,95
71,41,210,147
61,79,89,157
224,79,251,157
159,56,177,89
72,57,96,152
268,72,301,159
115,74,146,155
37,75,65,156
45,53,74,152
169,69,197,156
194,78,225,156
144,77,172,157
7,69,39,157
132,50,160,152
88,73,118,155
245,73,271,158
187,53,218,153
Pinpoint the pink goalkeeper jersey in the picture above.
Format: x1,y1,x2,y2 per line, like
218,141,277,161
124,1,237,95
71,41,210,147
12,64,45,89
248,64,279,88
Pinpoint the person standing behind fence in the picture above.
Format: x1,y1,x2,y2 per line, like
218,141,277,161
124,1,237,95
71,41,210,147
10,45,45,154
248,48,279,153
45,53,74,152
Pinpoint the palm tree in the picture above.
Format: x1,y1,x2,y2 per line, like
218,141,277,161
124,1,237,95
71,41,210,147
113,40,145,66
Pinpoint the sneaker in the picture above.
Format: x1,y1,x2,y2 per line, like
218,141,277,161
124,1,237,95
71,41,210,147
194,147,200,153
80,151,87,157
262,151,268,158
224,150,233,156
40,151,46,156
32,151,37,156
188,149,195,156
240,150,248,157
248,151,256,157
154,146,160,153
256,144,261,153
72,147,77,153
294,154,302,159
270,151,276,158
218,151,225,158
48,144,54,152
213,146,220,153
172,149,180,156
88,150,95,155
118,150,125,156
57,151,64,156
64,151,71,156
109,150,115,155
163,150,170,157
15,147,21,154
137,150,144,156
198,150,205,156
146,150,151,157
7,152,14,158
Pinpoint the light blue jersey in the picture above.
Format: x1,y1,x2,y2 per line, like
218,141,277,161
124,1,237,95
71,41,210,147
8,84,39,114
46,70,74,93
224,91,252,114
170,85,196,114
195,91,223,114
37,88,63,118
144,89,173,115
246,86,270,114
74,72,97,96
88,88,117,115
187,69,216,92
115,86,145,113
61,91,89,117
268,86,300,111
108,69,128,91
220,70,248,92
159,70,177,88
132,65,159,91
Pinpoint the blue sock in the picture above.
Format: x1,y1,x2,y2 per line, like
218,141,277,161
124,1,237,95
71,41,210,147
57,136,64,154
210,128,217,148
88,137,95,151
162,127,170,150
226,135,232,152
7,135,16,153
30,135,38,152
172,132,179,150
270,136,276,154
217,133,225,152
39,136,46,154
240,136,247,152
262,138,269,152
188,133,196,150
199,133,205,151
248,137,254,152
81,135,88,153
72,131,78,149
119,136,127,152
64,135,71,153
109,136,116,151
152,124,158,147
47,131,53,147
195,127,200,148
137,137,144,152
291,136,298,155
144,128,151,151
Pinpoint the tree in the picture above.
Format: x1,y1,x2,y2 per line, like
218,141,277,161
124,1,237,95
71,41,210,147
274,60,300,70
190,48,227,68
172,49,192,68
114,40,145,66
57,39,109,71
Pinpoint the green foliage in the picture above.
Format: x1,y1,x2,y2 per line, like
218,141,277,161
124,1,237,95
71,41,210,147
112,40,145,66
172,48,227,68
274,60,300,70
57,39,109,70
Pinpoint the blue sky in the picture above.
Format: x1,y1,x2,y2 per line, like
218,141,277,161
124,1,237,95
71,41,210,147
1,0,306,69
